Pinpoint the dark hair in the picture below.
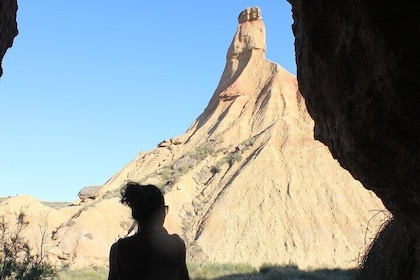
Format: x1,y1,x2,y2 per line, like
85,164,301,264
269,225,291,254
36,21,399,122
120,182,165,223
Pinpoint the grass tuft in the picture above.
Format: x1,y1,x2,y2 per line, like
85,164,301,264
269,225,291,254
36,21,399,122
188,262,256,279
58,267,108,280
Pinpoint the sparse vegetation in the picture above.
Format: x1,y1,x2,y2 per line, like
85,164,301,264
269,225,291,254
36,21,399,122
226,152,242,167
209,137,257,175
153,143,217,191
57,267,108,280
102,188,121,199
67,140,251,199
156,165,184,193
211,149,243,174
188,262,256,279
0,212,56,280
40,201,71,209
189,144,215,161
210,164,223,174
70,200,100,221
255,264,357,280
241,137,255,148
159,166,173,183
211,156,227,174
56,263,357,280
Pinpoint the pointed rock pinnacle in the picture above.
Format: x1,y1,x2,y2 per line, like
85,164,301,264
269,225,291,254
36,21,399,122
205,6,273,108
227,7,266,59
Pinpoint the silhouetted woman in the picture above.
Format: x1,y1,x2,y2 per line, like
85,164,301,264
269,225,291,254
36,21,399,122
108,182,190,280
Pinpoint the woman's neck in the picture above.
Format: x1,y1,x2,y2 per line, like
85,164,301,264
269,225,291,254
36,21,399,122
137,224,164,234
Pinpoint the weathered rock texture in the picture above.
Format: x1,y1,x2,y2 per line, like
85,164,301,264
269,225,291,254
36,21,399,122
238,7,262,24
288,0,420,225
0,0,18,77
0,7,386,270
78,185,102,202
288,0,420,278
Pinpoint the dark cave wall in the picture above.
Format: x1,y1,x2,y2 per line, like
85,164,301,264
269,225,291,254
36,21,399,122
0,0,18,77
287,0,420,227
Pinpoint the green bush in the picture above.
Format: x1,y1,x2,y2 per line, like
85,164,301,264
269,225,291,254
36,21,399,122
241,137,255,148
190,144,215,161
210,158,227,174
210,165,222,174
158,166,173,182
210,149,242,174
226,152,242,167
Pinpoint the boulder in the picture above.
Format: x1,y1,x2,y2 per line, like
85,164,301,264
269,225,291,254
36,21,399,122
158,139,171,148
78,186,102,202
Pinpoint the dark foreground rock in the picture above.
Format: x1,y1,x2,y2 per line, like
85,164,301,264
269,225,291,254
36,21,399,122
288,0,420,279
0,0,18,77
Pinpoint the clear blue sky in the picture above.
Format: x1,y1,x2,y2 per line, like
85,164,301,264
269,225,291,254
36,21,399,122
0,1,296,202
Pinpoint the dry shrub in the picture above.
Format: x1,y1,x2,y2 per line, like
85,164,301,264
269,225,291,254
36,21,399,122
0,212,56,279
358,218,418,280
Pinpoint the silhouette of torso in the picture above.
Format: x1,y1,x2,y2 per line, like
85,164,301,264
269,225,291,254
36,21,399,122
112,229,187,280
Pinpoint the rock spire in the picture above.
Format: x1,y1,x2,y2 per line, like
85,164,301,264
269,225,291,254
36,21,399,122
228,7,266,57
204,7,273,116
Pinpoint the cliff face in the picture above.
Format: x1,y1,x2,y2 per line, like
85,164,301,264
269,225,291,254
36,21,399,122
288,0,420,278
0,7,385,270
0,0,18,77
288,0,420,226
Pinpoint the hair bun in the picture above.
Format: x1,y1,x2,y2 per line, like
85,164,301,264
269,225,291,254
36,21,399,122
120,182,165,222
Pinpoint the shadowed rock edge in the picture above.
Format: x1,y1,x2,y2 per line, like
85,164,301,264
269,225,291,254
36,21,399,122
288,1,420,279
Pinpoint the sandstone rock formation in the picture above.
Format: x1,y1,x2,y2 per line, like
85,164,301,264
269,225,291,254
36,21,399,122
0,7,387,270
0,0,18,77
78,185,102,202
288,1,419,278
238,7,262,24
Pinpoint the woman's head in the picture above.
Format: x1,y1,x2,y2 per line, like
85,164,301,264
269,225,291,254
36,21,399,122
120,182,165,224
